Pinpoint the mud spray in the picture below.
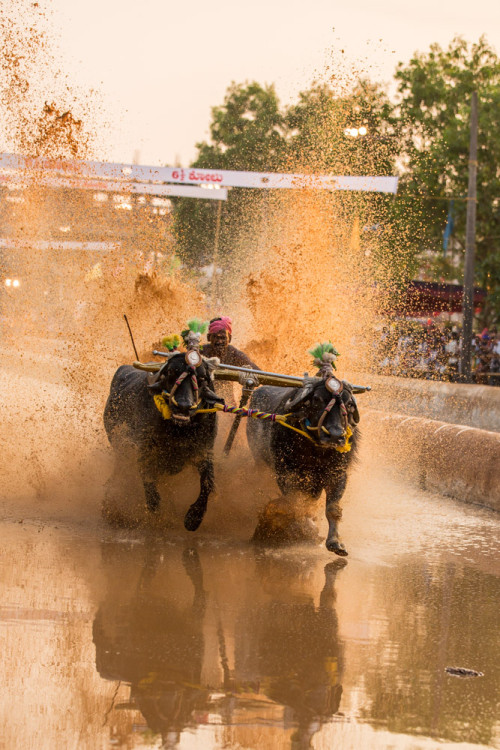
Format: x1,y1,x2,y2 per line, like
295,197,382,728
0,1,398,531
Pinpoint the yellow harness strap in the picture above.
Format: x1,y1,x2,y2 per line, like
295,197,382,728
153,394,172,421
278,420,352,451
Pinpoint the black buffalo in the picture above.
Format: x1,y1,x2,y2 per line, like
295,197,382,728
247,375,359,555
104,352,222,531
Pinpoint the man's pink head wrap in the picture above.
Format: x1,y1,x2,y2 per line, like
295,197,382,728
208,316,232,336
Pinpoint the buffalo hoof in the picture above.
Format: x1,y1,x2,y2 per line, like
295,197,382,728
326,538,348,556
184,502,207,532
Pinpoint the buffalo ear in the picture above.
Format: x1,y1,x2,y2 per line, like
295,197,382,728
349,395,360,425
285,382,315,411
342,383,360,425
146,373,165,392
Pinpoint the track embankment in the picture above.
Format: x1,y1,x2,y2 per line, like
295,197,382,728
359,375,500,433
364,410,500,513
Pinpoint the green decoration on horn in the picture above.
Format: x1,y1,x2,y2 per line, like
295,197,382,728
181,318,208,344
187,319,208,334
309,341,340,369
161,334,181,351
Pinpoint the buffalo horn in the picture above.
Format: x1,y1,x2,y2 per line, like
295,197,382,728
285,381,316,410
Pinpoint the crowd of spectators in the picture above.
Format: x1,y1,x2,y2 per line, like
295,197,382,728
376,321,500,384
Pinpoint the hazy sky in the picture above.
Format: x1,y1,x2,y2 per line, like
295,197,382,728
48,0,500,166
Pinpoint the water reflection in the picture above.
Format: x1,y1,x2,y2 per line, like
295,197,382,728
92,541,345,748
93,543,208,747
1,514,498,749
234,555,344,748
353,559,500,747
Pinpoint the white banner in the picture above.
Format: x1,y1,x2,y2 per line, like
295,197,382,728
0,152,398,194
0,238,120,252
0,168,227,200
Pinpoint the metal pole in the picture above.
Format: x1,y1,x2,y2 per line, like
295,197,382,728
211,200,222,309
460,91,478,382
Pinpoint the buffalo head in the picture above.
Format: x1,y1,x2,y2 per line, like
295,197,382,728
148,351,222,425
284,376,359,447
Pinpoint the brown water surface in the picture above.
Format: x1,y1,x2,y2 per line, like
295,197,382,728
0,464,498,750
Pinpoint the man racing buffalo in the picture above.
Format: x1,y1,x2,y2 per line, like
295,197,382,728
201,315,260,406
201,316,260,369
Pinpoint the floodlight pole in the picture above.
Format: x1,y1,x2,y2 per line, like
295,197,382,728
459,91,478,383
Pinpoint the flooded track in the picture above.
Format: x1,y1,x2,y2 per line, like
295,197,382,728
0,357,499,750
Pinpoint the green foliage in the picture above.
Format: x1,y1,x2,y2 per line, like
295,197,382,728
283,80,410,293
391,36,500,322
172,79,398,272
285,79,396,175
172,82,286,266
197,81,285,172
172,42,500,321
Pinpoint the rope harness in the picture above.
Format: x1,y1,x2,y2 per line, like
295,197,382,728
154,395,353,453
155,368,202,418
305,380,349,442
152,352,353,453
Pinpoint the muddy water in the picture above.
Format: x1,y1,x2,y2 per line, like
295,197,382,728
0,447,498,749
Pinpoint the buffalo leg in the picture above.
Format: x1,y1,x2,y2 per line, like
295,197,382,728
182,548,206,617
325,476,348,556
143,480,161,513
184,454,214,532
139,450,163,514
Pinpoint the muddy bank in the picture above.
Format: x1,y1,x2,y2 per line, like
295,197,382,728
364,410,500,512
361,375,500,433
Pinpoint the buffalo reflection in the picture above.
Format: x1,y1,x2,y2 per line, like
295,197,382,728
93,541,345,749
235,555,345,749
93,542,208,747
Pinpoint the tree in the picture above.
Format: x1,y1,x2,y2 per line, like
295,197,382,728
282,80,409,293
285,79,396,176
172,82,286,267
392,37,500,323
173,79,402,278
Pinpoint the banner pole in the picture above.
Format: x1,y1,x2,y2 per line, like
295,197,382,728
460,92,478,383
211,200,222,310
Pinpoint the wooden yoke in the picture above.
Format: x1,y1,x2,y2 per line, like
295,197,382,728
214,369,304,389
133,360,371,393
133,360,304,388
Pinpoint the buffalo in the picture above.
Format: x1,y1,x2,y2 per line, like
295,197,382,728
104,348,222,531
247,372,360,555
